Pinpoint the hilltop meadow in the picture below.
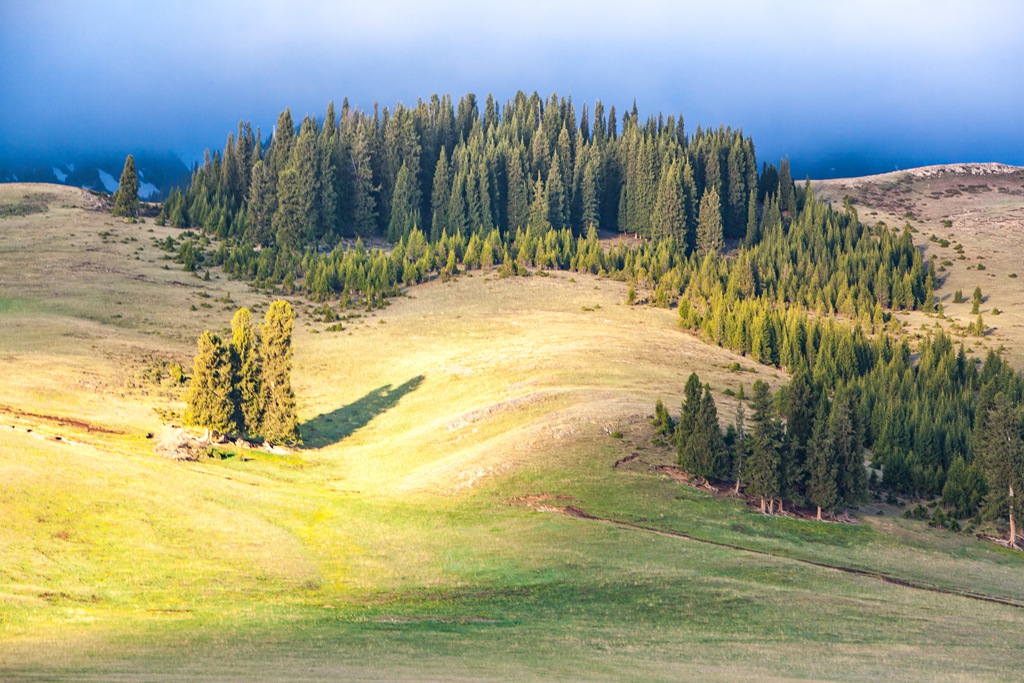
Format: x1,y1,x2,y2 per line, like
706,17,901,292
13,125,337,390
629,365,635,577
1,180,1024,681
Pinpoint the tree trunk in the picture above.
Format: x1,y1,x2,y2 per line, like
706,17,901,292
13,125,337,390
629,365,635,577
777,499,784,515
760,497,765,513
1010,484,1017,548
734,478,741,494
816,505,822,521
768,498,774,515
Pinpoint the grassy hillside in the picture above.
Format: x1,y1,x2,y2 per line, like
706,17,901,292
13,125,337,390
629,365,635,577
814,164,1024,367
2,183,1024,681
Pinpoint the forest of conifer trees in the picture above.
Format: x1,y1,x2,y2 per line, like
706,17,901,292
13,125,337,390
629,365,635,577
163,91,1024,545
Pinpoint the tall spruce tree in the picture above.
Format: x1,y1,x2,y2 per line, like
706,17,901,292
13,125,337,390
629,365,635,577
732,401,748,494
231,308,263,437
245,160,275,245
388,161,420,242
430,147,451,241
805,396,838,520
831,387,866,514
112,154,139,218
184,331,237,439
782,369,816,505
696,185,723,256
746,380,782,513
675,372,704,464
678,385,725,479
260,301,300,444
652,160,685,242
974,393,1024,547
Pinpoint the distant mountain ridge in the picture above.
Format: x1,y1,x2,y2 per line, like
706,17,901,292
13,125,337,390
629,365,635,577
0,151,189,201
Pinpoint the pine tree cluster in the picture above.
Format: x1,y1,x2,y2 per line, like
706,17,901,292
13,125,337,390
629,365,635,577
185,301,300,445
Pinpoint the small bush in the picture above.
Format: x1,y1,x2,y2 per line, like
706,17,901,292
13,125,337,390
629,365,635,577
610,431,623,439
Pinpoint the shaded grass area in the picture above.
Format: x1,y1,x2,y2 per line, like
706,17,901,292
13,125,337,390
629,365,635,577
301,375,425,448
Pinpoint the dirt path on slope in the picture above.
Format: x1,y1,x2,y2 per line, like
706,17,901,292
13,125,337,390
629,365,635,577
532,503,1024,611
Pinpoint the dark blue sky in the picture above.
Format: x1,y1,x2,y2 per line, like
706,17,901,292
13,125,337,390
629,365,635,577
2,0,1022,178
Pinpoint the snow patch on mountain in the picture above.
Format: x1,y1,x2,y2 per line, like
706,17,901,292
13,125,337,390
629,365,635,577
97,169,119,193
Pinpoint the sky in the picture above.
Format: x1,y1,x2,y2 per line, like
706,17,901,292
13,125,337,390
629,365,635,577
1,0,1022,178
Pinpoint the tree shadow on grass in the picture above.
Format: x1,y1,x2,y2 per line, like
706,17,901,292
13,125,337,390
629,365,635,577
301,375,425,448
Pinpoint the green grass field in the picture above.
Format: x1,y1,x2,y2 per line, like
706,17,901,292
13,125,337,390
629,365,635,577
2,183,1024,681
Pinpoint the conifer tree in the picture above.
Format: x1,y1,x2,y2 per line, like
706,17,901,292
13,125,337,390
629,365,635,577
267,109,296,179
430,147,451,241
388,161,420,242
231,308,263,437
744,188,759,246
805,396,838,520
974,393,1024,547
778,157,796,214
184,331,237,439
696,185,723,256
652,160,685,242
732,401,748,494
546,152,567,229
941,454,987,519
783,368,816,504
528,175,552,234
653,398,674,437
112,154,139,218
506,150,530,232
831,387,866,514
675,372,704,462
746,380,782,512
679,385,726,479
260,301,300,444
245,160,275,245
971,286,983,314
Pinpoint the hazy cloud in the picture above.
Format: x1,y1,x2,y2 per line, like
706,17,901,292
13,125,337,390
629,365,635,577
1,0,1021,176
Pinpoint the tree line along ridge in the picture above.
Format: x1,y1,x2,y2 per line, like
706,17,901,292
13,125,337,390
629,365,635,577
129,90,1022,547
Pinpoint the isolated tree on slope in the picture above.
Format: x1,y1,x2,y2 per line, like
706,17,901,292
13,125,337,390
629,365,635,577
184,331,236,440
112,154,139,218
260,300,300,444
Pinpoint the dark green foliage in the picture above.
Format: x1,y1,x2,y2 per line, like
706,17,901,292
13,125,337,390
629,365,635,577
176,92,1024,517
696,185,723,256
805,397,838,518
941,455,987,519
231,308,263,436
971,286,983,314
973,393,1023,540
112,155,139,218
675,373,703,462
388,161,420,242
730,401,748,491
746,381,782,510
184,331,237,437
652,398,673,437
676,374,726,479
259,301,300,444
829,387,867,511
245,160,275,245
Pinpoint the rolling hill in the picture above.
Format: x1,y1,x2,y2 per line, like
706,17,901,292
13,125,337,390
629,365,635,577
1,179,1024,681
